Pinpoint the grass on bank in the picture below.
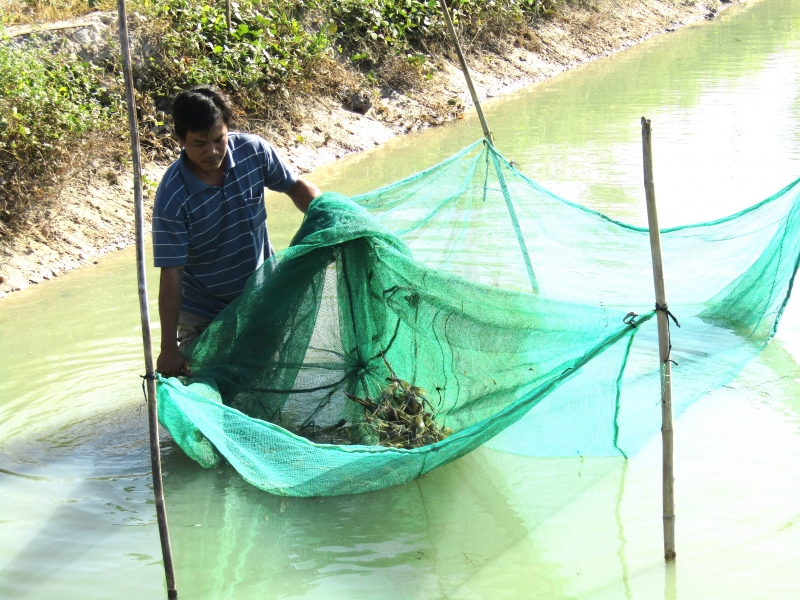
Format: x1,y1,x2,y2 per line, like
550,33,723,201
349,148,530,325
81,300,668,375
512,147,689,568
0,0,118,25
0,0,570,239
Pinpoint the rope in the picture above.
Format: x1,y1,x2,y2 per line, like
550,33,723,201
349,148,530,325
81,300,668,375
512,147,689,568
654,303,680,366
655,303,681,328
488,148,538,293
140,372,157,403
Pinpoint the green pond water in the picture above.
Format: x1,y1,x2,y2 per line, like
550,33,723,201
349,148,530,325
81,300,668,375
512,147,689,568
3,0,800,597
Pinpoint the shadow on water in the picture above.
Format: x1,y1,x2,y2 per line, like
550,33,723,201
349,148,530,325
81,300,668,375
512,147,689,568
0,399,165,599
0,446,163,600
0,476,113,598
8,328,799,599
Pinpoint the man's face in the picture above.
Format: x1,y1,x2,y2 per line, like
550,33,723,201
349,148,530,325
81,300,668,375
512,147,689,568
179,120,228,174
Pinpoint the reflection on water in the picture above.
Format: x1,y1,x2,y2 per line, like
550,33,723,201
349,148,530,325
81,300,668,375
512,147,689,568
2,0,800,597
664,562,678,600
162,447,633,599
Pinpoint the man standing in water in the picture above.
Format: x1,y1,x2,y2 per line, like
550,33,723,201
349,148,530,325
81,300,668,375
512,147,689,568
153,86,321,377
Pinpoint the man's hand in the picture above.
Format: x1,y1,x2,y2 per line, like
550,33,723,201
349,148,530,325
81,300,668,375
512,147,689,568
286,178,321,214
157,346,192,378
157,266,189,377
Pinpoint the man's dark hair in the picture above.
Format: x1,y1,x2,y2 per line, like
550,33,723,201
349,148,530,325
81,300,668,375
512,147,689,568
172,86,233,139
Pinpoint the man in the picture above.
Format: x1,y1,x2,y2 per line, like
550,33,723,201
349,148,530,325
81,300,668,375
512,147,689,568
153,86,321,378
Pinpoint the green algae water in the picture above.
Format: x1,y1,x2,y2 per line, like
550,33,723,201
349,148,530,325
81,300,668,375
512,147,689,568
3,0,800,596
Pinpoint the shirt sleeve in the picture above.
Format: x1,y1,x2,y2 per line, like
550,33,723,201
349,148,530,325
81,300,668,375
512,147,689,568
259,138,297,193
152,178,189,268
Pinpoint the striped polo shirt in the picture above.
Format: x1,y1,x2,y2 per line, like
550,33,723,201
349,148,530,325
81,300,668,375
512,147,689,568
152,132,297,319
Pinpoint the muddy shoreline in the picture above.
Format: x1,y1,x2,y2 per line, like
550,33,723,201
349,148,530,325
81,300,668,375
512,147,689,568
0,0,743,299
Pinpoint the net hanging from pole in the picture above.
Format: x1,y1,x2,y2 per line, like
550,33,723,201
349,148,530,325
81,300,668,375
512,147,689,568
157,140,800,496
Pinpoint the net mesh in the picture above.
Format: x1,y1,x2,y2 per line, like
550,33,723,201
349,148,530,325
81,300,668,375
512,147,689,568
157,140,800,496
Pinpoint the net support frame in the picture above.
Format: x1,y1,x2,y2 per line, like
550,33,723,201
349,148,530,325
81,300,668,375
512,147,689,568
117,2,179,597
641,117,677,562
438,0,494,145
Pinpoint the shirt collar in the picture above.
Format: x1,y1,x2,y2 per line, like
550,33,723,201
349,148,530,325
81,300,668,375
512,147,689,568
178,135,237,194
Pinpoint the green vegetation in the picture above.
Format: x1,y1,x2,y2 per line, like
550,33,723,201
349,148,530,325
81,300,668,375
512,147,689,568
137,0,330,114
0,0,571,237
148,1,327,87
0,31,123,235
327,0,553,59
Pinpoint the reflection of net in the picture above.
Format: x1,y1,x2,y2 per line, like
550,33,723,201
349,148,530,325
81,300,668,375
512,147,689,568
157,140,800,496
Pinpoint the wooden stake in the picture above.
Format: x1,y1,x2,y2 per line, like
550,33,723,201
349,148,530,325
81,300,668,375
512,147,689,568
225,0,232,32
437,0,494,146
117,2,179,597
641,117,676,561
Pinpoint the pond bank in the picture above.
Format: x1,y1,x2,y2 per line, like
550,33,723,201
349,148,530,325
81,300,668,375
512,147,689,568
0,0,743,298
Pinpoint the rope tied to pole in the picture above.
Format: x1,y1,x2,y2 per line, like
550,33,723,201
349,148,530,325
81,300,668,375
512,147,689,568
655,303,681,328
654,303,680,366
140,372,157,403
654,304,680,366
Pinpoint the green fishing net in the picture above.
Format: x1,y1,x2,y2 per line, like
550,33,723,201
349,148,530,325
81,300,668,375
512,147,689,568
157,140,800,496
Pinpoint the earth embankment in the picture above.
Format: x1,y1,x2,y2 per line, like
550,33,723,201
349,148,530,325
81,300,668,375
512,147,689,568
0,0,740,298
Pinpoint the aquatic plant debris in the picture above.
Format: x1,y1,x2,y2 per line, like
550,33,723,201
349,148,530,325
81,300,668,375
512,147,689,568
336,354,453,448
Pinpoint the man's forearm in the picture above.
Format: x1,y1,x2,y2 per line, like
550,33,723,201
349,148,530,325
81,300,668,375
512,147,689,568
159,267,184,350
287,178,321,214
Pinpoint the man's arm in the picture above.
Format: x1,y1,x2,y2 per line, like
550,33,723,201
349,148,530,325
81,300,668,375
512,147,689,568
157,266,192,377
286,177,321,214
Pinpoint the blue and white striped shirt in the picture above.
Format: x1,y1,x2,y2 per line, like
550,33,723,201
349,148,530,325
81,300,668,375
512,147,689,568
152,132,296,319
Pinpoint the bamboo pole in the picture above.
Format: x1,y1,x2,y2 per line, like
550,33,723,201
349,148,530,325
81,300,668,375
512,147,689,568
641,117,676,561
437,0,494,145
116,2,179,597
225,0,232,32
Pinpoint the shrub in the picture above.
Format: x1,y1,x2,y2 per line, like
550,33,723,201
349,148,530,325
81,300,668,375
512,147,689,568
137,0,329,111
0,30,123,234
323,0,556,60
